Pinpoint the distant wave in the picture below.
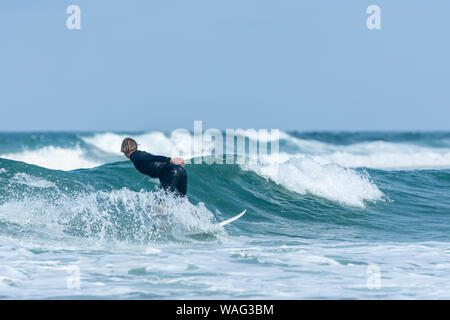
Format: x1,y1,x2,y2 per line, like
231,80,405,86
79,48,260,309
0,145,101,171
283,136,450,170
2,131,450,171
83,131,450,171
81,131,215,159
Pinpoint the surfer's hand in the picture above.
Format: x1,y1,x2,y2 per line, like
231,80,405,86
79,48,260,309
170,158,185,165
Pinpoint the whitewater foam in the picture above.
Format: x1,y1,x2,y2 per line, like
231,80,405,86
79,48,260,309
282,135,450,170
0,187,219,243
312,142,450,170
0,146,101,171
63,188,219,241
12,173,57,189
243,155,384,207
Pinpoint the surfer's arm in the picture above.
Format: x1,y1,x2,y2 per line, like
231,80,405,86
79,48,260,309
147,154,171,163
149,154,184,165
147,155,184,165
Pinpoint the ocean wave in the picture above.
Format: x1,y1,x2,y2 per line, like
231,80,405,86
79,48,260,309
2,131,450,171
83,131,450,170
1,132,450,299
0,130,447,209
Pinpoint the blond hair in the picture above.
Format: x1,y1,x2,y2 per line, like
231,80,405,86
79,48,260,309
121,137,138,154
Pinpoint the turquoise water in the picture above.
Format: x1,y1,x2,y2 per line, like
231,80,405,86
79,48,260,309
1,131,450,299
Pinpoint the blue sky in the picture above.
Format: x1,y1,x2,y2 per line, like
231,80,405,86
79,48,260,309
0,1,449,131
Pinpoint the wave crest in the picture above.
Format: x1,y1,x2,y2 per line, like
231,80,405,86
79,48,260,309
243,155,384,207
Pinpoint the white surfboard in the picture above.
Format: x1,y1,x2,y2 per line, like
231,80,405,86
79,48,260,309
218,209,246,227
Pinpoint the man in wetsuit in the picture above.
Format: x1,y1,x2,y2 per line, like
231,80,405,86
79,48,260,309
121,137,188,196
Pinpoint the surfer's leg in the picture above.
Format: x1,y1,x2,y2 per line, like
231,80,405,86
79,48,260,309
159,167,178,193
176,166,187,196
160,164,187,196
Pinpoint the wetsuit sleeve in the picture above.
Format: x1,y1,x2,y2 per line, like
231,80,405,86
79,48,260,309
147,154,171,163
130,151,172,178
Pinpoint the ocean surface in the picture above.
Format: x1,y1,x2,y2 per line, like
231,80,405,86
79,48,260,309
1,131,450,299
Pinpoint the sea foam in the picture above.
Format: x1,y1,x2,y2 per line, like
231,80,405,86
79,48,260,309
12,173,57,189
243,154,384,207
0,187,218,243
0,146,100,171
283,135,450,170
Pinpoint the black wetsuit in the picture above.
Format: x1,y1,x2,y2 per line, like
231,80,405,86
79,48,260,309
130,150,187,196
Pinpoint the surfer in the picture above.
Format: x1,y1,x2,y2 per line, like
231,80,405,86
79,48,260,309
121,137,188,196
